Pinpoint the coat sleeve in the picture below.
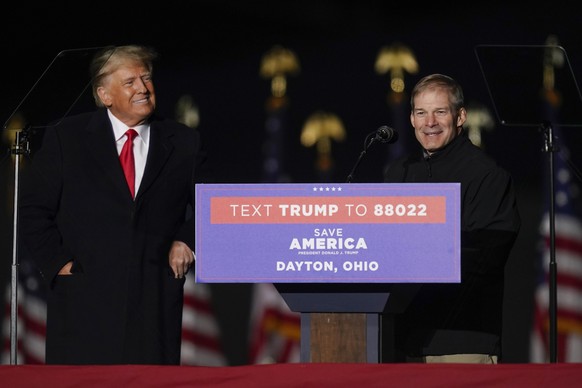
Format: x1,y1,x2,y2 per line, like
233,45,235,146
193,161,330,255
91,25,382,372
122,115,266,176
461,167,521,273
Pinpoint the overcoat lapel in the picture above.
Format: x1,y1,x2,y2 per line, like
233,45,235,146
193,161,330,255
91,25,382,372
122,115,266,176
84,110,132,198
137,121,173,198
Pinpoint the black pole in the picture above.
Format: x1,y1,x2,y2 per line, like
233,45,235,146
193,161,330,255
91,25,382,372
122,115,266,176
541,120,558,363
346,148,369,183
346,133,377,183
9,125,31,365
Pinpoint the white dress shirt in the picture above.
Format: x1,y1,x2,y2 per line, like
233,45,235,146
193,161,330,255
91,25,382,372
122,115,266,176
109,110,150,194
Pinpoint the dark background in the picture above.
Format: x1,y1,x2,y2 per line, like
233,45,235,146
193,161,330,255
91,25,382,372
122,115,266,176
1,1,582,364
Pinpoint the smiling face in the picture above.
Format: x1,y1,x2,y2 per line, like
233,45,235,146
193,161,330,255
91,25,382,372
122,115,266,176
410,86,466,155
96,60,156,127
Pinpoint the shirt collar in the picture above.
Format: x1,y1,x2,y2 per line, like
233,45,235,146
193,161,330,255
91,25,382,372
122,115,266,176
108,110,149,142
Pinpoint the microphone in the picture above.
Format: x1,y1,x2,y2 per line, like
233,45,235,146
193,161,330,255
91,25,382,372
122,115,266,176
374,125,398,144
346,125,399,183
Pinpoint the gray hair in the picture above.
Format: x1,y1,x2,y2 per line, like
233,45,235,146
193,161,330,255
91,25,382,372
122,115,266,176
410,73,464,113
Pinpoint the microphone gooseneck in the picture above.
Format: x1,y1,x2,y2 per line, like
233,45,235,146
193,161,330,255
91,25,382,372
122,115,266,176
346,125,399,183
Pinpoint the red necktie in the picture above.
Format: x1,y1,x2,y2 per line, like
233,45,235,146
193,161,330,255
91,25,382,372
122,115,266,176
119,129,138,198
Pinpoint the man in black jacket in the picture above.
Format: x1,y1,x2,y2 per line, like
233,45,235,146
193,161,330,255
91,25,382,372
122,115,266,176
384,73,521,363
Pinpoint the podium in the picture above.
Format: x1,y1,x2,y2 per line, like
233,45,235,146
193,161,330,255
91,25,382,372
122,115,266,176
195,183,461,363
275,283,419,362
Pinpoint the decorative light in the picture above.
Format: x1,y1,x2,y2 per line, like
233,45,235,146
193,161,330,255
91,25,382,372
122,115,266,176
260,45,300,98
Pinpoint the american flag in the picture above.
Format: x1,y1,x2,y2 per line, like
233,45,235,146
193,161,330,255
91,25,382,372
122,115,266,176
530,126,582,362
180,276,227,366
530,41,582,362
1,259,47,364
248,283,301,364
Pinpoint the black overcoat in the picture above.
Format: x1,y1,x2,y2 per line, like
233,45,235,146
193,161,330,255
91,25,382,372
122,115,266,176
19,107,200,364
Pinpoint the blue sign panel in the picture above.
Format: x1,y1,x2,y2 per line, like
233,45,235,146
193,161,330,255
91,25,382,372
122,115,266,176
195,183,460,283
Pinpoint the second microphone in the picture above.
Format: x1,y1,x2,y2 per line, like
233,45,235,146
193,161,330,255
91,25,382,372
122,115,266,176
374,125,398,144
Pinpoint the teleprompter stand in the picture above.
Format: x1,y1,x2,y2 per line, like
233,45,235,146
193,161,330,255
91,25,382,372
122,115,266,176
475,42,582,363
3,46,110,364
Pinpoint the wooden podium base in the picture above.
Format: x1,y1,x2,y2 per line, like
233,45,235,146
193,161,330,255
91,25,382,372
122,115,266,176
275,284,395,364
301,312,380,363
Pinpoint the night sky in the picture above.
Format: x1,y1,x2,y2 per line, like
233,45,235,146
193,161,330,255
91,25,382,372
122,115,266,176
1,1,581,363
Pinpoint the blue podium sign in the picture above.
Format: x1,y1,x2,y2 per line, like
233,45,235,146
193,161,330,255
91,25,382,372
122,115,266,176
195,183,460,283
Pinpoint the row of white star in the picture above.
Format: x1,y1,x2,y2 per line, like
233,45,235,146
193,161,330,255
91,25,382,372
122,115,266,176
312,187,343,192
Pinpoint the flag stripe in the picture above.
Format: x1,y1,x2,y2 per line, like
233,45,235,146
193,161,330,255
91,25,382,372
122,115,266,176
2,283,47,364
180,279,227,366
248,283,301,364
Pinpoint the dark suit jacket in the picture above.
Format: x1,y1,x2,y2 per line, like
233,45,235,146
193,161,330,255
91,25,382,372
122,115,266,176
19,108,201,365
